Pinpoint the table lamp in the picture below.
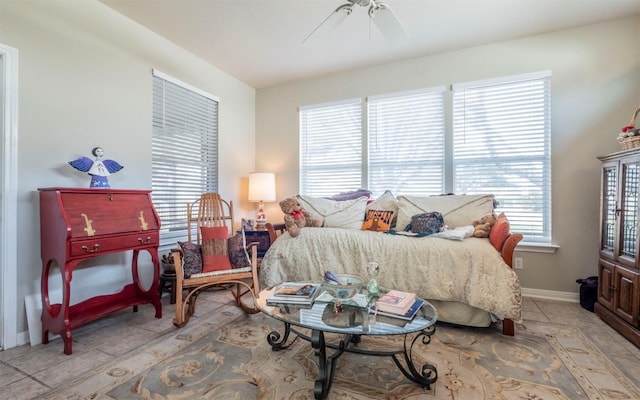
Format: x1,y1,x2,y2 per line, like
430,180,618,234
248,172,276,228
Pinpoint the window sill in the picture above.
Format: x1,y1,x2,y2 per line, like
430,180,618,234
516,242,559,254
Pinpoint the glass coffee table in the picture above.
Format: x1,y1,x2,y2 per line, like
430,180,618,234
256,285,439,400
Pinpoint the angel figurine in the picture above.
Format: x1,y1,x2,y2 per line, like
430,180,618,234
69,147,124,188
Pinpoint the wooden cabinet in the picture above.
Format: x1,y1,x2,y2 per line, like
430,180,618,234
38,187,162,354
596,150,640,347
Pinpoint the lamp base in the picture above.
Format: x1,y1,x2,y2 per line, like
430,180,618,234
255,201,267,228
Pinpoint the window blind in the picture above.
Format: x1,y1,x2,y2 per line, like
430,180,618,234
299,99,363,196
368,88,445,196
152,70,219,243
452,71,551,242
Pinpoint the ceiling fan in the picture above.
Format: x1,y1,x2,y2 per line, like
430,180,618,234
303,0,409,43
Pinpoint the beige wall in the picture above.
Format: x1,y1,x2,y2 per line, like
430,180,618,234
0,1,256,339
256,16,640,295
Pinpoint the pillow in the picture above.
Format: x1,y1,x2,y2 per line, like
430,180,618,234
297,195,368,229
366,190,398,213
361,209,395,232
396,194,494,231
200,226,232,272
366,190,398,228
228,231,250,269
177,241,203,278
326,188,372,201
489,212,511,251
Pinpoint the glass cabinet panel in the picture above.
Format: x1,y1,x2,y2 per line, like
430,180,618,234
621,160,640,261
602,165,617,253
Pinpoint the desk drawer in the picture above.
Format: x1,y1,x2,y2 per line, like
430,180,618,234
70,232,159,257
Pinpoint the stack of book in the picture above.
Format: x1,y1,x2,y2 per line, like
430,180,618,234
266,282,320,306
372,289,424,321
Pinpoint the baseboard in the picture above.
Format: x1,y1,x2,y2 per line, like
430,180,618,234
522,287,579,302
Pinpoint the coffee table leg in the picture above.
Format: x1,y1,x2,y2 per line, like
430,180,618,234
267,322,292,351
391,325,438,389
312,329,355,400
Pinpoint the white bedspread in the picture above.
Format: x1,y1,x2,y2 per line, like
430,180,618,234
259,227,522,322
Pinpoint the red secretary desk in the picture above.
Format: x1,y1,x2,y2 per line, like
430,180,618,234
38,187,162,354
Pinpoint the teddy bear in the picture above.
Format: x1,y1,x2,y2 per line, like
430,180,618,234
279,197,322,237
472,213,497,238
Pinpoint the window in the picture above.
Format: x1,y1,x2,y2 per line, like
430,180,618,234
152,70,219,244
299,88,445,197
368,89,445,195
299,72,551,243
300,99,362,196
453,71,551,242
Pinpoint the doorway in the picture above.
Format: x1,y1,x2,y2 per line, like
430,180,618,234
1,43,19,350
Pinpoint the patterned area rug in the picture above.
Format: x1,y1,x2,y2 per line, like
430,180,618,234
43,307,640,400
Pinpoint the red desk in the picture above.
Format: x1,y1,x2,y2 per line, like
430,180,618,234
38,187,162,354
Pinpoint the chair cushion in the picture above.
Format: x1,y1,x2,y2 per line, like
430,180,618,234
228,231,251,269
177,241,203,278
201,226,232,272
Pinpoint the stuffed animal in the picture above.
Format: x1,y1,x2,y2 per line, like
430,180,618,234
279,197,322,237
472,213,497,238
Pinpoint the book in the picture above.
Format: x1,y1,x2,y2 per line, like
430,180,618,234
375,289,416,315
370,298,425,321
266,282,320,306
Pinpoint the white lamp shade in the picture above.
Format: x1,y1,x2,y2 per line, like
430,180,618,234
248,172,276,202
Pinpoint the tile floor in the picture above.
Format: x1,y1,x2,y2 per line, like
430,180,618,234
0,292,638,400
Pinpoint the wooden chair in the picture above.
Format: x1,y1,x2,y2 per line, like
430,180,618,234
265,222,287,244
172,193,260,327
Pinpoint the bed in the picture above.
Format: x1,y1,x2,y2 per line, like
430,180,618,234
259,192,523,335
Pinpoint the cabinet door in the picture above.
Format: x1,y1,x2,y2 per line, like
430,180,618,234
600,161,618,260
598,259,614,310
618,158,640,268
613,266,640,326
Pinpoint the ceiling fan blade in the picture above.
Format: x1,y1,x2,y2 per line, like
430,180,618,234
303,3,352,44
369,4,409,41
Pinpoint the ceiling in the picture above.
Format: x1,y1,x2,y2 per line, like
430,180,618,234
100,0,640,89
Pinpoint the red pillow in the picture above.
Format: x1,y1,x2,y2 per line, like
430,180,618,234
200,226,232,272
489,213,510,251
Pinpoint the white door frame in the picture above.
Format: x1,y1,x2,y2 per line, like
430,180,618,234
1,43,19,349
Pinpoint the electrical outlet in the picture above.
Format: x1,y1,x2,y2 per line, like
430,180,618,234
514,257,523,269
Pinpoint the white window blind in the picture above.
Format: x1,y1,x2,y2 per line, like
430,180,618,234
300,99,363,196
368,88,445,196
453,71,551,242
152,70,219,243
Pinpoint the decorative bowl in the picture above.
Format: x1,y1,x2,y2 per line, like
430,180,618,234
321,274,364,300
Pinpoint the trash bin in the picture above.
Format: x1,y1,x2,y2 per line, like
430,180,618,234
576,276,598,312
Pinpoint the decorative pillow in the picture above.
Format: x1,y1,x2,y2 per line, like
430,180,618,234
489,212,511,251
366,190,398,228
361,209,395,232
396,194,494,231
177,241,203,279
200,226,232,272
297,195,368,229
408,212,445,235
326,188,372,201
228,231,251,269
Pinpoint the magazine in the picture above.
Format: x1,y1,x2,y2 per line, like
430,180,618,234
266,282,320,306
273,282,319,299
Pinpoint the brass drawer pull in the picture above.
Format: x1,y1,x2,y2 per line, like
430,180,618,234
81,244,100,253
138,236,152,245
